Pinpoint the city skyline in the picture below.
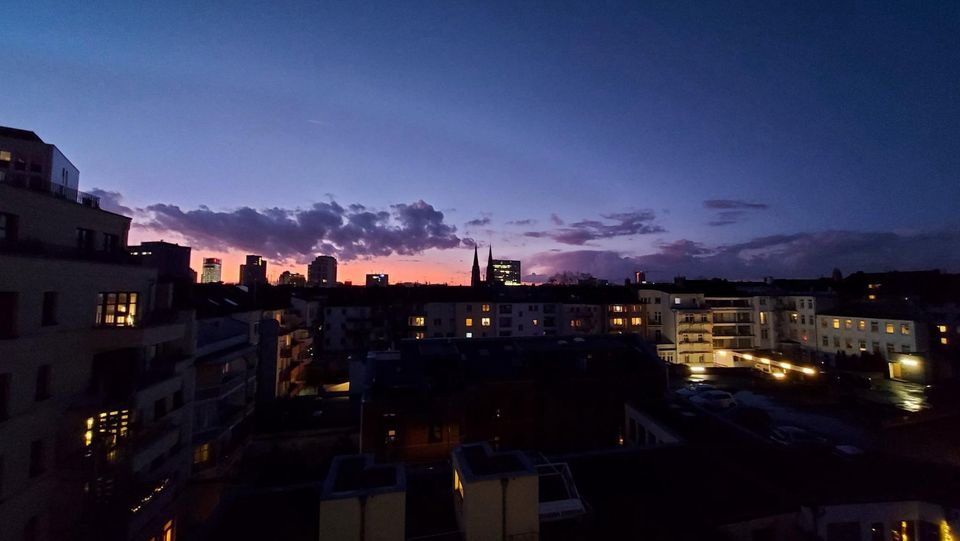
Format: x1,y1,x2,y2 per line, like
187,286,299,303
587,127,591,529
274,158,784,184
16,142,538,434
3,1,959,284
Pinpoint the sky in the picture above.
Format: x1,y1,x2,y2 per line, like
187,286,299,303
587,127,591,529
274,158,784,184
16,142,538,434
3,1,958,284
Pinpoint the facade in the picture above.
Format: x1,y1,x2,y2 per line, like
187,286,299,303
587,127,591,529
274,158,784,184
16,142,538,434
238,255,267,287
200,258,222,284
365,273,389,287
277,271,306,287
489,259,522,286
0,163,190,541
308,255,337,287
0,126,83,204
816,312,928,381
129,241,194,282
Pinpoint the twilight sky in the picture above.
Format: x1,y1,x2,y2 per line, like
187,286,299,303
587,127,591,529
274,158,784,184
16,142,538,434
3,1,959,284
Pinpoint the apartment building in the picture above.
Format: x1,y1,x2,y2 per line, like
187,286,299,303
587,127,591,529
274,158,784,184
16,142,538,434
816,310,929,382
0,167,189,541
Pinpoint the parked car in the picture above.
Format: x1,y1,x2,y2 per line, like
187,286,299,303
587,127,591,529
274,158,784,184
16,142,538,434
676,383,717,397
690,390,737,409
769,425,828,447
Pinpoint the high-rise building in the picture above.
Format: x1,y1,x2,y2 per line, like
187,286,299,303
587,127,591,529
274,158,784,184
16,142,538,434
366,273,389,287
308,255,337,287
201,257,223,283
279,271,307,287
479,246,522,286
0,126,86,204
239,254,267,286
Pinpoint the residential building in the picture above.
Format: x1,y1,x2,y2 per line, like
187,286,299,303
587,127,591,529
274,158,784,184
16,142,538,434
238,255,267,287
308,255,337,287
200,258,222,284
277,271,306,287
816,308,930,382
0,148,190,541
130,241,195,283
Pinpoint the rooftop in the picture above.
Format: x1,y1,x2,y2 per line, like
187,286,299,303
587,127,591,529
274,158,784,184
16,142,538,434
455,443,535,480
321,454,405,499
0,126,45,143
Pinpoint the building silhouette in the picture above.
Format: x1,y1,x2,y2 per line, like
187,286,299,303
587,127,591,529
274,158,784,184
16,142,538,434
239,255,267,287
308,255,337,287
200,257,222,283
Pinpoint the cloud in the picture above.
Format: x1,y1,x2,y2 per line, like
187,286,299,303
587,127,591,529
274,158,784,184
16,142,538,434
703,199,769,210
703,199,769,226
507,219,535,226
523,210,664,245
142,198,464,262
524,229,960,282
89,188,134,215
465,216,492,227
550,213,565,225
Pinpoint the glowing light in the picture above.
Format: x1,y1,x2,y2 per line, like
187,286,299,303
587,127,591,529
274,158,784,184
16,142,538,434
802,367,816,375
742,354,754,360
760,359,771,365
781,362,792,369
901,358,919,367
690,366,706,373
772,372,786,380
717,350,727,357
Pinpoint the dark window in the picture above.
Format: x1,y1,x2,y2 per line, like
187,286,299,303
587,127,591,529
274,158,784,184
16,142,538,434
0,292,18,338
543,304,556,314
102,233,119,253
14,158,25,171
433,318,441,326
172,390,184,410
154,398,167,420
518,324,524,331
76,228,95,251
499,317,512,328
29,440,44,477
918,521,939,541
465,304,473,312
499,304,512,314
544,316,556,327
23,515,38,541
0,213,18,242
34,365,50,401
41,292,57,326
0,373,10,419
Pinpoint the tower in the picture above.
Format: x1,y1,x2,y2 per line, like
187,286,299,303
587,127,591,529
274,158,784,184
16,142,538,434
486,245,494,284
470,246,482,287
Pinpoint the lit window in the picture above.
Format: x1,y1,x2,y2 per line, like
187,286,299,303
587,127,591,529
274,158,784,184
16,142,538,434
674,298,681,305
759,312,767,325
941,337,949,345
844,319,852,329
833,319,840,329
453,468,464,499
481,317,491,327
885,323,895,334
465,332,473,338
857,320,865,331
790,313,798,323
408,316,425,327
630,317,641,326
532,319,539,326
610,318,624,326
95,292,138,327
414,331,425,340
0,150,9,162
481,304,491,312
611,305,625,313
939,325,948,333
868,294,876,300
465,318,473,327
193,443,211,465
163,519,175,541
900,324,910,335
571,319,582,328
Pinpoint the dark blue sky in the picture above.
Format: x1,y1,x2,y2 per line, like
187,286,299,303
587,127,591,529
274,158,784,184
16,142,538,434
3,1,958,282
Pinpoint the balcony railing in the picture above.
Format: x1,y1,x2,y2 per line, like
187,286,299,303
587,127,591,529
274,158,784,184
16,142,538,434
1,175,101,207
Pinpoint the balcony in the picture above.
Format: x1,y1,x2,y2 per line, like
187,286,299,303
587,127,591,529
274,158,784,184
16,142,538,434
92,318,186,350
130,420,181,472
1,175,101,207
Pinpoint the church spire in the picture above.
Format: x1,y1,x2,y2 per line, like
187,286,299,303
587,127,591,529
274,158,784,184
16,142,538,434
486,245,494,284
470,245,481,287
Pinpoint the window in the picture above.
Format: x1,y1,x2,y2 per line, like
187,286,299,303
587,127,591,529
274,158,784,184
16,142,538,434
481,317,491,327
870,321,879,333
885,323,895,334
654,297,661,304
790,313,799,323
761,329,769,340
759,312,767,325
499,317,512,328
29,439,45,477
630,317,641,326
432,318,442,326
34,365,50,401
820,318,827,328
162,519,175,541
465,332,473,338
102,233,119,253
544,316,556,327
193,443,211,465
902,344,911,353
428,421,443,443
610,318,624,326
499,304,512,314
385,429,397,444
407,316,425,327
857,320,865,331
858,340,866,351
95,292,138,327
76,228,95,251
0,150,10,163
900,324,910,335
759,298,767,306
674,298,681,305
414,331,425,340
844,319,852,329
0,373,9,419
845,338,853,349
886,343,894,355
172,390,184,410
822,337,829,347
465,304,472,312
532,319,539,326
154,398,167,420
833,319,840,329
41,292,58,326
481,304,491,312
465,318,473,327
0,213,18,242
0,292,18,338
833,336,840,347
942,337,949,345
611,305,625,313
872,341,880,352
14,158,25,171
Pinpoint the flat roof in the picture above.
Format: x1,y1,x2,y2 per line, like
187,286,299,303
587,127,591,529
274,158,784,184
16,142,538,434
321,454,405,499
454,443,536,481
